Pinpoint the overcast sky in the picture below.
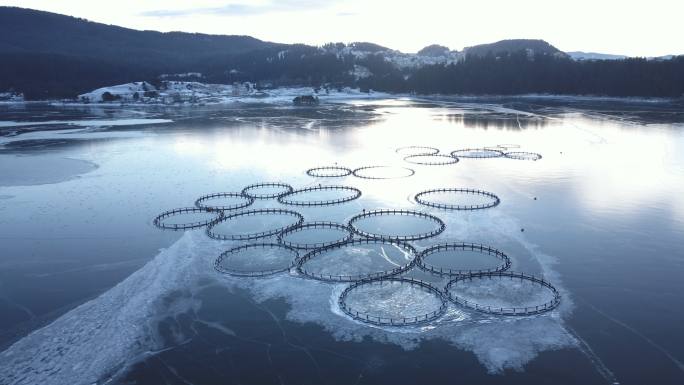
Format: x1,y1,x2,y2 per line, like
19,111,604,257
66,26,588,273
2,0,683,56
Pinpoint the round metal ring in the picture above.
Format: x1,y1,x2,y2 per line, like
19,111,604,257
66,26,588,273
403,154,459,165
241,182,294,199
348,209,446,241
416,242,511,276
414,188,500,210
153,207,224,230
277,185,361,206
206,208,304,240
306,166,353,178
445,271,561,316
296,238,417,282
338,277,448,326
277,221,353,249
214,243,299,277
195,192,255,211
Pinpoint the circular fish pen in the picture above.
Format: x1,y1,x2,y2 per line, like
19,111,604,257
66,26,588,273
153,207,224,230
194,192,255,211
306,166,353,178
417,243,511,276
414,188,500,210
338,278,448,326
395,146,440,156
214,243,299,277
445,271,561,316
206,208,304,240
241,182,294,199
348,209,445,241
352,166,415,179
505,151,542,161
277,185,362,206
451,148,504,158
495,144,521,150
296,239,416,282
403,154,459,165
278,221,353,249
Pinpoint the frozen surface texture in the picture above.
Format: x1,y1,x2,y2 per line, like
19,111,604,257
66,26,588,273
0,210,575,384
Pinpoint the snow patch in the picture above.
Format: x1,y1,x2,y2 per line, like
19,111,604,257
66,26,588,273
0,232,209,385
78,82,157,103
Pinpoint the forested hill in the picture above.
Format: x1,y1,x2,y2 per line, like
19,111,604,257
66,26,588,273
1,7,683,100
0,7,287,98
463,39,567,58
0,7,279,63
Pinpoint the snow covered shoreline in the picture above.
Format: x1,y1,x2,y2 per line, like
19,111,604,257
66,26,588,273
2,81,680,107
72,81,389,106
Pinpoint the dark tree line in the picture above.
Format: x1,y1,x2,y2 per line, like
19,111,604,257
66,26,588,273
2,49,682,100
360,52,684,97
0,53,160,99
201,45,355,87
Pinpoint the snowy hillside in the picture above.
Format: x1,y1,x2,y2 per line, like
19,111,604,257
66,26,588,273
567,51,628,61
78,82,158,103
0,91,24,102
78,81,254,104
320,42,463,70
568,51,677,61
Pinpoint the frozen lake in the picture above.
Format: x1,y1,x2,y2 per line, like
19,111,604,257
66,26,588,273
0,97,683,384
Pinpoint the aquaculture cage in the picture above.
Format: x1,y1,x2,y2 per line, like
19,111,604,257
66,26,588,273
352,166,415,179
194,192,255,211
306,166,353,178
338,277,448,326
403,154,459,165
451,148,505,158
153,207,224,230
206,208,304,240
277,185,362,206
296,238,417,282
214,243,299,277
348,209,446,241
414,188,500,210
241,182,294,199
395,146,440,156
445,271,561,316
278,221,354,249
417,242,511,276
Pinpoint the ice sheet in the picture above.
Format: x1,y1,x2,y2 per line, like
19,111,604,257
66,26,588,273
0,155,98,186
0,205,576,384
0,118,172,128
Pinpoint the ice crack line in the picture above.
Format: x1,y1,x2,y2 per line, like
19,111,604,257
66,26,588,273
565,324,619,385
579,296,684,374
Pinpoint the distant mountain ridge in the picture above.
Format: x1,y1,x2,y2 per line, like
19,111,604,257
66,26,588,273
0,6,279,68
567,51,677,61
567,51,628,61
464,39,567,58
417,45,452,57
1,7,682,99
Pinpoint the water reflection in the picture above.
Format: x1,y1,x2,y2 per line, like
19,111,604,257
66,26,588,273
438,112,550,130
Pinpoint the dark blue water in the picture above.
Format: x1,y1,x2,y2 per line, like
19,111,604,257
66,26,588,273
0,98,683,384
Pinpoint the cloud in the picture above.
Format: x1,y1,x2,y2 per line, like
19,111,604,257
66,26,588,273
141,0,333,17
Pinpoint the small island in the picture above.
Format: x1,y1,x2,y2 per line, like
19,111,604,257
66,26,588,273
293,95,320,106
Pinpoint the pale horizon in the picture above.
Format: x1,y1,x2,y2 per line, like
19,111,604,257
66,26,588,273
1,0,683,57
